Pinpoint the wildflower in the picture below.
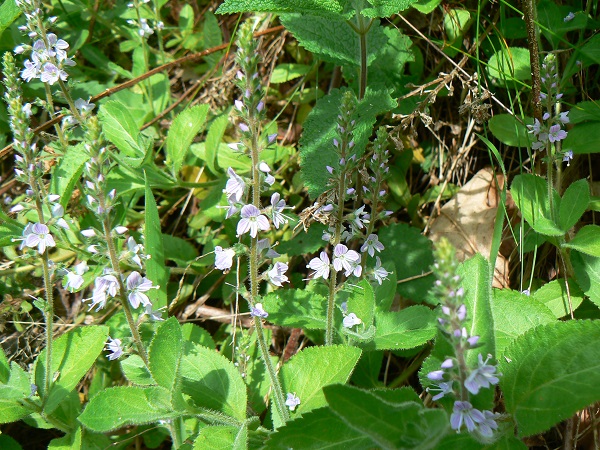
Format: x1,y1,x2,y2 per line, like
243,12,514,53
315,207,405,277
332,244,360,274
87,274,119,311
450,401,486,434
250,303,268,319
215,246,236,271
81,228,96,238
345,258,362,277
224,167,245,202
257,239,280,258
237,204,270,238
285,393,301,411
427,370,445,381
548,124,567,143
349,205,370,231
343,313,362,328
564,12,575,22
563,150,573,166
105,337,123,361
142,303,165,321
24,223,56,254
126,237,144,268
371,257,390,285
527,118,542,135
464,354,500,395
427,381,453,401
558,111,569,124
259,162,275,186
360,234,384,257
40,62,67,85
307,251,330,280
64,262,88,291
74,98,95,114
138,18,154,37
270,192,290,229
126,271,155,309
478,410,500,437
268,262,289,287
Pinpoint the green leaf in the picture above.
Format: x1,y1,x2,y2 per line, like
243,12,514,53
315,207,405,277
276,223,327,256
0,380,31,424
216,0,344,17
280,345,361,415
181,323,216,350
511,174,563,236
0,345,9,384
487,47,531,81
373,261,396,312
271,63,312,83
48,427,82,450
362,0,418,17
266,406,373,449
0,0,21,36
411,0,442,14
488,114,533,148
491,288,556,357
347,280,375,328
532,279,584,319
194,425,247,450
180,344,247,420
204,111,231,175
569,101,600,124
149,317,183,390
34,326,109,415
365,306,436,351
563,225,600,257
579,34,600,66
366,28,414,96
443,8,471,43
324,385,448,449
50,144,88,208
78,386,180,432
378,223,434,301
165,105,209,176
262,289,327,329
571,251,600,308
281,15,387,68
121,355,154,385
559,179,589,231
562,122,600,155
98,100,152,167
144,180,168,308
162,234,199,266
500,321,600,437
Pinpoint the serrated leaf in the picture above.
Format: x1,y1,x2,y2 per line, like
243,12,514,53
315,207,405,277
0,0,21,36
194,425,247,450
48,427,82,450
324,385,448,449
487,47,531,81
180,344,247,420
571,251,600,308
488,114,534,148
0,345,9,384
559,179,589,232
562,122,600,155
491,288,556,357
280,345,361,415
378,224,434,301
34,326,109,415
511,174,563,236
51,144,88,208
216,0,344,17
121,355,154,385
149,317,183,390
563,225,600,257
204,111,231,175
98,100,151,167
78,386,179,432
347,280,375,328
165,105,209,176
181,323,216,350
262,289,327,329
144,180,168,308
364,306,436,351
532,279,584,319
0,384,31,423
276,223,327,256
500,321,600,437
362,0,418,17
367,28,414,95
266,406,373,449
271,63,312,84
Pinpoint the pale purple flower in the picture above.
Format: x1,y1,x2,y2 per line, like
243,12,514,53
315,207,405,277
427,370,445,381
285,393,301,411
343,313,362,328
74,98,95,114
64,271,84,291
548,124,567,143
87,274,119,311
234,99,243,111
239,123,249,132
268,262,289,287
257,239,280,258
478,410,500,437
332,244,360,273
360,234,384,257
427,381,453,401
40,62,67,85
270,192,289,229
527,118,542,135
350,206,370,231
563,150,573,166
114,226,128,235
215,246,235,271
564,11,575,22
142,303,165,321
307,251,330,280
344,258,362,278
24,223,56,254
126,271,155,308
237,204,270,238
250,302,268,319
21,60,39,82
126,237,144,268
464,354,500,395
371,257,390,285
451,401,486,433
105,337,123,361
558,111,570,124
81,228,96,238
224,167,245,203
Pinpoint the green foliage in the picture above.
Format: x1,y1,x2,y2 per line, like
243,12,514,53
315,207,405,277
559,179,589,232
216,0,344,17
165,105,209,176
363,306,436,351
262,289,327,329
511,174,563,236
564,225,600,257
571,251,600,308
488,114,533,148
501,321,600,437
361,0,419,18
148,317,183,390
145,180,168,308
531,279,584,319
487,47,531,81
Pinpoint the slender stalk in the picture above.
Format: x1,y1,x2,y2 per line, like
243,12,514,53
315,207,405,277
522,0,542,122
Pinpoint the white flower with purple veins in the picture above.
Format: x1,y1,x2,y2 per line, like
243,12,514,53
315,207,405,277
563,150,573,166
451,401,487,434
23,223,56,254
285,393,301,411
224,167,245,203
21,59,39,82
126,271,155,309
564,11,575,22
40,62,68,85
464,354,500,395
259,162,275,186
343,313,362,328
350,205,370,231
74,98,95,114
332,244,360,274
527,118,542,136
270,192,290,229
64,261,89,291
143,303,165,321
307,251,330,280
126,237,144,268
268,262,289,287
427,381,454,401
237,204,270,238
250,303,268,319
88,274,119,311
46,33,69,59
105,337,123,361
371,257,390,285
215,246,235,271
360,234,384,257
547,124,567,143
344,258,362,278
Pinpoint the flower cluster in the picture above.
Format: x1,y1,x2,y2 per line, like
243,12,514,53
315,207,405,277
125,0,164,38
425,239,501,439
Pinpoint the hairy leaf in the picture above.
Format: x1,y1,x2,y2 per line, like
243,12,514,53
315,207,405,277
165,104,209,176
362,0,418,17
148,317,183,390
571,251,600,308
563,225,600,257
531,279,584,319
559,179,589,232
216,0,344,17
262,289,327,329
145,180,168,308
364,306,436,351
511,174,563,236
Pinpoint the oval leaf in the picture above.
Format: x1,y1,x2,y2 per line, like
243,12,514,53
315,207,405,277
165,104,209,176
